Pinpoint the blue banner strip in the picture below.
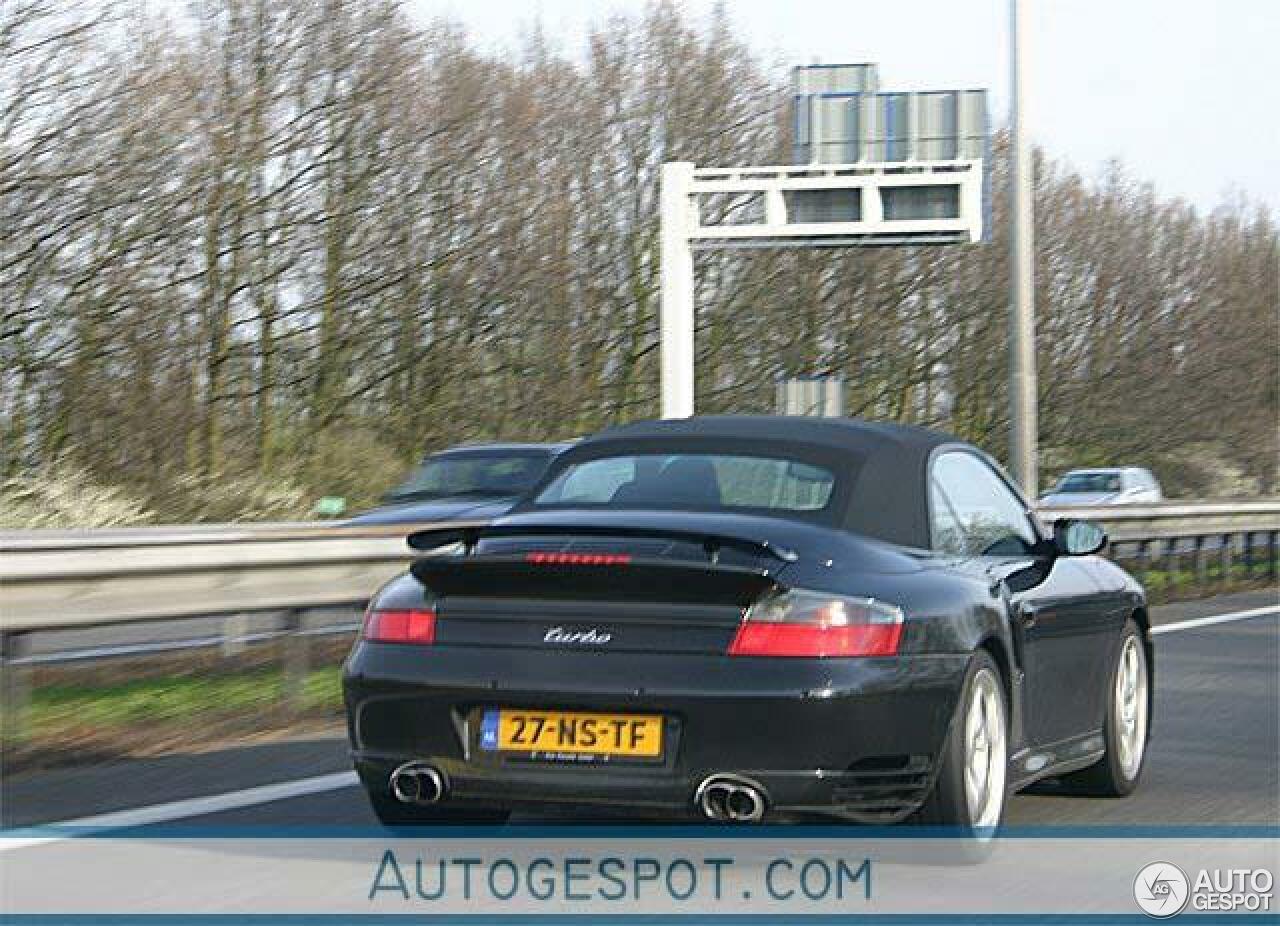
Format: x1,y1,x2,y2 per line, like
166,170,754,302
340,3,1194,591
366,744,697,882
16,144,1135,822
5,823,1279,840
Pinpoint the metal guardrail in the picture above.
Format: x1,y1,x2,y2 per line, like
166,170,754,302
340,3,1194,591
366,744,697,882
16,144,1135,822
1039,503,1280,595
1037,501,1280,541
0,522,480,633
1,503,1276,743
2,505,1277,635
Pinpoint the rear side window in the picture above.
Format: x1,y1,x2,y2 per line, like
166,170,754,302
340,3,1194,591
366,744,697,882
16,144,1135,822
930,476,967,554
930,452,1038,556
535,453,837,514
1058,471,1121,493
385,452,550,501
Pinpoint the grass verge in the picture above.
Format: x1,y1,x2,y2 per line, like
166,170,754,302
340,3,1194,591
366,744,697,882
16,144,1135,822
3,665,345,775
1120,558,1278,604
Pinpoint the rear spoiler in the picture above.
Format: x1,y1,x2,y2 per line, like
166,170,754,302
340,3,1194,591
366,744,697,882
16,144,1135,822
406,523,799,565
410,554,780,605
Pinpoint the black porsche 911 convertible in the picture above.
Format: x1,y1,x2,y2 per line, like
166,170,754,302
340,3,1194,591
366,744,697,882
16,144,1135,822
343,416,1152,830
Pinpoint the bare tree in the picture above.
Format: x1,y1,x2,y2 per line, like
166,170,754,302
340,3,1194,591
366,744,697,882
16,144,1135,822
2,0,1274,520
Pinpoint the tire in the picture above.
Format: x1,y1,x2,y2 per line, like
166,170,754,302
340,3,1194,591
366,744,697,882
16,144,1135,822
1060,619,1150,796
916,650,1009,835
366,790,511,827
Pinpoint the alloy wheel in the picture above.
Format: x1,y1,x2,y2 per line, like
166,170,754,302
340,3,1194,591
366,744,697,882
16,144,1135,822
1114,635,1149,780
962,667,1007,829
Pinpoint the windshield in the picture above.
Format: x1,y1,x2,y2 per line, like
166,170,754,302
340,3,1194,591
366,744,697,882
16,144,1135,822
1055,472,1122,494
385,451,551,502
533,453,837,514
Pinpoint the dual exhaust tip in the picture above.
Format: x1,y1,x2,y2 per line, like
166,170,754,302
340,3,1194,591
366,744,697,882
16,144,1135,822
696,774,767,823
390,761,447,805
390,763,767,821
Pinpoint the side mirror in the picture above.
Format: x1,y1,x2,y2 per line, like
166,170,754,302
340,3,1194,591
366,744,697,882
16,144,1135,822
1053,518,1107,556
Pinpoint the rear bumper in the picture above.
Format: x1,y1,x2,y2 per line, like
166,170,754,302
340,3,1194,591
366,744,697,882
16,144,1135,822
344,643,970,821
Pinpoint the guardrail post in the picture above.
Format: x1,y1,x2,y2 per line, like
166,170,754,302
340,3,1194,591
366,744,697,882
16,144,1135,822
1243,531,1255,578
1,631,31,747
1219,533,1232,584
1270,530,1279,582
1193,535,1207,590
281,609,309,713
1135,539,1150,585
1163,538,1179,593
222,613,250,659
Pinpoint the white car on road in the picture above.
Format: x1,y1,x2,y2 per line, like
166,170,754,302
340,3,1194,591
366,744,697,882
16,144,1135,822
1040,467,1164,506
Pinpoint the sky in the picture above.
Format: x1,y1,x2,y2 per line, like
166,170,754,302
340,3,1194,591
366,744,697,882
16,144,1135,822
407,0,1279,214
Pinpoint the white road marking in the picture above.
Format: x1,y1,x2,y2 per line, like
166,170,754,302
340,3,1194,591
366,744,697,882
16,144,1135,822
1152,604,1279,635
0,770,359,851
3,602,1276,847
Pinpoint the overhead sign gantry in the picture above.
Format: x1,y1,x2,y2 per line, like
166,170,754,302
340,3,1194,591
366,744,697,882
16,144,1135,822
660,63,989,419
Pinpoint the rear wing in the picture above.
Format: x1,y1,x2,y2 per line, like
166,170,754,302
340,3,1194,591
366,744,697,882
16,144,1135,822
409,553,780,606
405,522,799,565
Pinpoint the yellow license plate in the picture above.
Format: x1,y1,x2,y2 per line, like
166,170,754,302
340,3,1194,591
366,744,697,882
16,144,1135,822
481,709,663,758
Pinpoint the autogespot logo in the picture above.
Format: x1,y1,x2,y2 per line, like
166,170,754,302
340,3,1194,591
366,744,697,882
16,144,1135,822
1134,862,1190,917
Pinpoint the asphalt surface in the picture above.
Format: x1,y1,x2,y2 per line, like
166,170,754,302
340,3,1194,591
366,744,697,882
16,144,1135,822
3,589,1276,830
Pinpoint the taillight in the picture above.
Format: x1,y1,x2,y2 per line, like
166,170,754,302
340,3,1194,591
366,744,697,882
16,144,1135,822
728,591,903,658
362,608,437,645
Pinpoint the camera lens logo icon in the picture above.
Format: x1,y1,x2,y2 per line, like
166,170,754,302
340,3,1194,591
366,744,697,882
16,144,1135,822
1134,862,1190,917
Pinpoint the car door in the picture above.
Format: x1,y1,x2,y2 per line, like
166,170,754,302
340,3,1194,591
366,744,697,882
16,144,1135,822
930,451,1117,748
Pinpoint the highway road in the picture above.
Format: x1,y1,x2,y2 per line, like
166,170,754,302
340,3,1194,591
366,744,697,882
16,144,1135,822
3,590,1276,830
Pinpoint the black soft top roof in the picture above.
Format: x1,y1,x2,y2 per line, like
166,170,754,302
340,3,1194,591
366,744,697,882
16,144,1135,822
554,415,971,549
